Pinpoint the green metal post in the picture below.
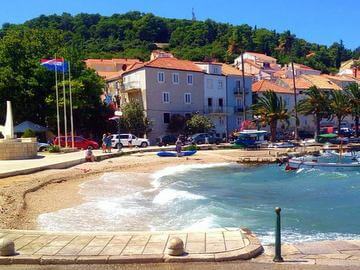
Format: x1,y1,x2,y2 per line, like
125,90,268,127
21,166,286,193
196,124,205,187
273,207,284,262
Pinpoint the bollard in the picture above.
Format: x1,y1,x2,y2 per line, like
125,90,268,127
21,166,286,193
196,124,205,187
273,207,284,262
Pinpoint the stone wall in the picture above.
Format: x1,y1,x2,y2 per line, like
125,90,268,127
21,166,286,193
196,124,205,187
0,138,37,160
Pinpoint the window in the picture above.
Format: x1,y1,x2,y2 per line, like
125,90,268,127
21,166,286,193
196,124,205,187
162,92,170,103
218,80,223,89
207,98,213,107
157,72,165,83
172,73,179,84
237,117,242,126
187,74,193,85
163,113,170,124
184,93,191,104
207,79,213,89
218,98,224,107
213,67,219,74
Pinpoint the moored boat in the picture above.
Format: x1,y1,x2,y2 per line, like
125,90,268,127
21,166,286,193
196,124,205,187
286,157,360,171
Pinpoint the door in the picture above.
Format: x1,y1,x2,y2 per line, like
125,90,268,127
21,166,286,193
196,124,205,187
120,134,129,146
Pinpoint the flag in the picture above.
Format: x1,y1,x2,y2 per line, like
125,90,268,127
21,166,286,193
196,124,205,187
41,58,69,72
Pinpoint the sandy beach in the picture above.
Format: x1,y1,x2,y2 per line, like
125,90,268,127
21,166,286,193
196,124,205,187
0,149,251,230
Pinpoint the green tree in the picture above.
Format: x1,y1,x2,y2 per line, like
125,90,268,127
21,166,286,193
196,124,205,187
185,114,214,134
329,91,352,133
252,90,290,142
121,102,150,136
346,83,360,137
298,86,330,140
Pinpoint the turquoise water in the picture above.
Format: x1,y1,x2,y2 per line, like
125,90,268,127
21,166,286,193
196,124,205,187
155,163,360,243
38,162,360,244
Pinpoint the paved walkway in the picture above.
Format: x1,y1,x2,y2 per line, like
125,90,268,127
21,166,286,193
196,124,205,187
255,241,360,267
0,146,173,179
0,228,262,265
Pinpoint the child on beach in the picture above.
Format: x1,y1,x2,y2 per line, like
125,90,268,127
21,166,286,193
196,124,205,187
85,146,95,162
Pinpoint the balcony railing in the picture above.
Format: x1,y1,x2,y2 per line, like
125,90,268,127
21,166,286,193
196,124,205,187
122,81,141,91
204,106,233,114
234,106,251,113
233,87,251,95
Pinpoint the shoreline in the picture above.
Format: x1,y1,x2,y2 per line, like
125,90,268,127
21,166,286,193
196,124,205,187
2,149,244,230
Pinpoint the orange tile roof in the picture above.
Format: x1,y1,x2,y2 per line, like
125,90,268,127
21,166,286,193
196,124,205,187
124,57,203,74
252,80,292,94
243,59,262,69
293,63,314,70
322,74,358,82
301,74,342,90
221,64,252,76
279,78,313,89
273,70,286,78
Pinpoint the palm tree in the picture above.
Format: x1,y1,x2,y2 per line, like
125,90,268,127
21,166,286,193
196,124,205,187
298,86,330,140
346,83,360,137
252,90,290,142
329,90,352,133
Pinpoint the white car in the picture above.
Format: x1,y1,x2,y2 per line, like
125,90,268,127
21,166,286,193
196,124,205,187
111,134,150,148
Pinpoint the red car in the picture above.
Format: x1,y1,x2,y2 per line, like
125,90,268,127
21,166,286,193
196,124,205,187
53,136,99,149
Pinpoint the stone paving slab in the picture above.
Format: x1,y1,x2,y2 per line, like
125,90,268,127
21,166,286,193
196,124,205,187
0,228,263,265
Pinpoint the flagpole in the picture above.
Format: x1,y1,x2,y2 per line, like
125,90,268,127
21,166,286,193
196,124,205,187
68,61,74,148
54,54,61,148
62,58,68,148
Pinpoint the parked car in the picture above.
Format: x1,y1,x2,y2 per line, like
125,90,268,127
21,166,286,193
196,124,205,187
298,130,314,140
37,142,50,152
188,133,221,145
53,136,99,149
156,135,177,146
336,127,353,137
111,134,150,148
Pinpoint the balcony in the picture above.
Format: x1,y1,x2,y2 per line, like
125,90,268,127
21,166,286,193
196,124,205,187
233,87,251,96
234,106,251,114
204,106,233,115
122,81,141,92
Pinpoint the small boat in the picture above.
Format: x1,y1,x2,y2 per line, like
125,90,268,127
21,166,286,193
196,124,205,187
157,150,197,157
286,157,360,171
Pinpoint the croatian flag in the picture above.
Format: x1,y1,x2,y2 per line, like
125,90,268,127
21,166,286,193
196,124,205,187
40,58,68,72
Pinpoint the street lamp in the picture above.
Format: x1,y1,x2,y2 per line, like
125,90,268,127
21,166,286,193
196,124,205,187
114,111,123,152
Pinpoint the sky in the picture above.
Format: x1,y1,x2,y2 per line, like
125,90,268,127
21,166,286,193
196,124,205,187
0,0,358,50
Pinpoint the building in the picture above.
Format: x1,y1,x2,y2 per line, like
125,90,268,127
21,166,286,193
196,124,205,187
280,63,321,78
234,52,280,81
120,56,205,143
84,58,142,108
222,64,253,133
338,59,360,79
195,62,228,138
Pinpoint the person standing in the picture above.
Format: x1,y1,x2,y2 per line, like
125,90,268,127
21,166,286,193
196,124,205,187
106,133,112,153
128,134,133,148
175,137,182,157
101,133,107,153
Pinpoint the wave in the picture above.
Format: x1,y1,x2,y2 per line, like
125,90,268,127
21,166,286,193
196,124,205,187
151,163,235,188
152,188,206,205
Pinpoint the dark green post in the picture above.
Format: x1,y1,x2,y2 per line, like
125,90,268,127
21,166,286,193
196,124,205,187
273,207,284,262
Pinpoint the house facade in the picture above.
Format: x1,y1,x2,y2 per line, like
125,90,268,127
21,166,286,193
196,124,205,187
195,62,228,138
234,52,280,81
121,57,204,143
222,64,253,133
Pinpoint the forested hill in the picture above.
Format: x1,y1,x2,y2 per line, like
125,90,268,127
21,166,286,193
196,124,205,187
2,11,360,73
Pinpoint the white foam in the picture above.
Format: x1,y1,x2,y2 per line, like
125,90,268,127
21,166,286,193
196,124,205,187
152,188,206,205
151,163,232,188
183,215,218,230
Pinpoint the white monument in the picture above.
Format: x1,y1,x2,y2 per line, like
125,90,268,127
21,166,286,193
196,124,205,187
0,101,37,160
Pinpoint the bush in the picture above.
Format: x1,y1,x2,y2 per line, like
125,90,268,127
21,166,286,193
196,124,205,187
48,145,61,153
22,128,36,138
183,144,199,151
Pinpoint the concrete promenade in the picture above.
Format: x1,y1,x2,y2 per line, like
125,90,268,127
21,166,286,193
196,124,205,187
0,228,263,265
0,147,174,179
